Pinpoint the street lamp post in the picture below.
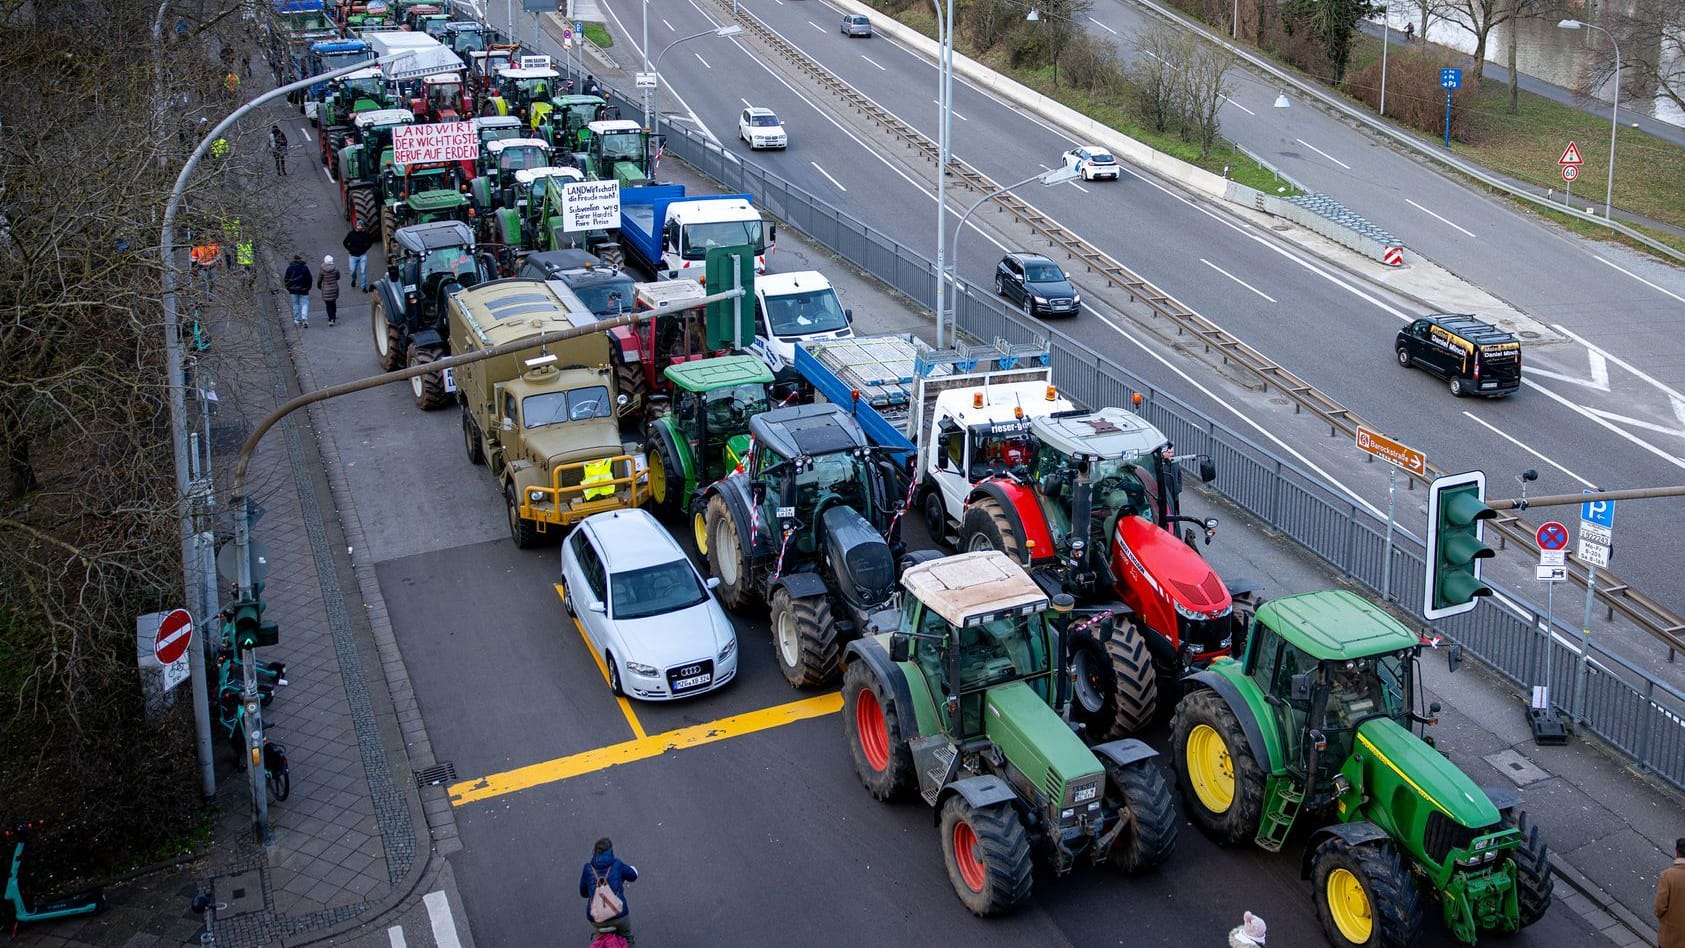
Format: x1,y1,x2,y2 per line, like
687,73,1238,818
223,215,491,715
160,50,416,842
1558,18,1621,219
943,166,1081,335
931,0,955,347
643,24,743,131
1379,7,1389,118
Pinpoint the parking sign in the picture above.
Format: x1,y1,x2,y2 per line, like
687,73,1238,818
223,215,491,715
1580,491,1615,528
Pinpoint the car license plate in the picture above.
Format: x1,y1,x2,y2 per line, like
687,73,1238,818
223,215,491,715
1481,382,1496,389
673,673,711,691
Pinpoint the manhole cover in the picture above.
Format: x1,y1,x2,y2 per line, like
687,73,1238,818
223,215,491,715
1483,748,1551,786
212,868,266,918
415,762,457,786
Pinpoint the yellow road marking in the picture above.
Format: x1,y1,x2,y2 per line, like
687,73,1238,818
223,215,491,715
449,692,843,806
555,583,647,740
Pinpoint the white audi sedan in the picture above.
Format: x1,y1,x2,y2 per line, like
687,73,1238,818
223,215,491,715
560,509,738,700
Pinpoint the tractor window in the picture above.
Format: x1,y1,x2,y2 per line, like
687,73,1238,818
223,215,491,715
704,385,767,434
1270,642,1315,773
1327,653,1409,727
1088,454,1151,522
912,605,950,697
795,453,866,523
598,132,644,163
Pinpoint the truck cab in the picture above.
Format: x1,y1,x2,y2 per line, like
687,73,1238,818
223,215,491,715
751,271,850,376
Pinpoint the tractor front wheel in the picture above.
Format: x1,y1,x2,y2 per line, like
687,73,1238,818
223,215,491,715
1504,808,1554,927
371,297,403,372
961,498,1023,562
705,494,753,610
408,346,449,410
1169,688,1265,846
1069,622,1159,740
938,795,1032,917
841,662,914,801
1310,836,1423,948
768,588,840,688
644,431,684,520
1101,756,1178,873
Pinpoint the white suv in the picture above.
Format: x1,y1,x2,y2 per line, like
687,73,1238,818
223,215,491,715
738,107,787,149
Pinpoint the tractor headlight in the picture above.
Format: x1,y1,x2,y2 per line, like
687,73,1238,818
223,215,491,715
1474,836,1491,851
1173,600,1205,621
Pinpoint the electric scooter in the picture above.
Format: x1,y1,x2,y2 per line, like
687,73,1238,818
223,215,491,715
2,821,105,934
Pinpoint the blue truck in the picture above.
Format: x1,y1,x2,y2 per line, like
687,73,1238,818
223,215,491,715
294,38,373,122
619,184,773,283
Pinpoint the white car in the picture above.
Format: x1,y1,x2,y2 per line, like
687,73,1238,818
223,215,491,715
559,509,738,701
738,106,788,149
1062,145,1120,181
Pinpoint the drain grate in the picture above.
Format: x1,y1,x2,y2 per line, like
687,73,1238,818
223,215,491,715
414,762,457,786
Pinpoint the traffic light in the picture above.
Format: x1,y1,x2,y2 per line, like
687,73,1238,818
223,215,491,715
230,588,279,650
1424,471,1496,620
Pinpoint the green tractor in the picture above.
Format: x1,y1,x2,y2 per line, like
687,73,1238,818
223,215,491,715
841,550,1178,916
379,161,472,257
700,403,909,687
492,166,624,268
317,66,394,175
338,108,416,235
644,355,772,521
537,94,609,151
470,136,552,217
573,120,659,187
1170,589,1552,947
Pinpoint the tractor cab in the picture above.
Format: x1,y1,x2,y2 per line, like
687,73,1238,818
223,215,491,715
320,66,392,129
341,0,391,29
541,95,611,151
338,109,415,226
466,45,520,96
658,356,774,499
442,21,493,56
401,2,446,31
745,404,901,569
509,166,585,238
475,138,553,211
382,161,471,248
409,72,468,123
486,66,562,125
386,221,486,326
465,115,525,181
578,120,656,186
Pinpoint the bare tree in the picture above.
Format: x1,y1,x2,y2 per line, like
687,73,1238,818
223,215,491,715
1586,2,1685,120
1129,26,1189,133
1282,0,1380,82
1416,0,1459,45
1443,0,1529,79
1184,42,1238,157
1031,0,1095,86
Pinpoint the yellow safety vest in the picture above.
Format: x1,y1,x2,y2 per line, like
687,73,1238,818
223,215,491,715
235,241,255,266
581,458,614,500
210,138,230,158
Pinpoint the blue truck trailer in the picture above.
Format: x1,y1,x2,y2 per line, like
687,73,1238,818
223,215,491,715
619,184,772,282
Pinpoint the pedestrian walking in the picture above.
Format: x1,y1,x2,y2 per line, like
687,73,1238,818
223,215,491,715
1404,22,1415,42
284,254,313,329
241,52,252,79
317,255,341,326
342,221,375,291
1658,839,1685,948
1228,911,1266,948
580,837,637,946
271,125,289,175
224,71,240,100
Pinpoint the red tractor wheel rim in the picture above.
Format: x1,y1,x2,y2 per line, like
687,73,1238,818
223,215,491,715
855,687,890,772
952,820,986,892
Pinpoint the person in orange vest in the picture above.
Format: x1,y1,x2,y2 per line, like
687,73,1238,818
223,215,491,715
224,71,240,97
190,242,223,294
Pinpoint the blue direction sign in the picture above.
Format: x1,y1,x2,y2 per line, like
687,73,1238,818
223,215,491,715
1440,68,1462,89
1536,521,1569,551
1581,491,1615,528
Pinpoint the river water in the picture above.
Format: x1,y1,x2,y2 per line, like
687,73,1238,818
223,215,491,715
1377,1,1684,127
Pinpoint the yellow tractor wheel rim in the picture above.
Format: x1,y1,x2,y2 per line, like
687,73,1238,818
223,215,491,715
648,450,667,503
1185,724,1235,813
1326,867,1373,944
693,509,709,555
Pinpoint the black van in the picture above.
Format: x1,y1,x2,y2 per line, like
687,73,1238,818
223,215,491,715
1395,314,1521,397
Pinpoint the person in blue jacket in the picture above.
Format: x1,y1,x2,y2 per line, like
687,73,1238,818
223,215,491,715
580,837,638,944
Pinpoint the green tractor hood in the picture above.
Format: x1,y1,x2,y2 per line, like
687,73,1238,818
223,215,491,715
613,160,648,187
408,190,469,213
984,682,1103,802
1349,716,1502,835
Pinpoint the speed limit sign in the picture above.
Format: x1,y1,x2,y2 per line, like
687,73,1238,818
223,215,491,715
1561,164,1579,182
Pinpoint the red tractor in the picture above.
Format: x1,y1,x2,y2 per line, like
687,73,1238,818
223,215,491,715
604,280,728,423
407,73,471,124
958,406,1256,741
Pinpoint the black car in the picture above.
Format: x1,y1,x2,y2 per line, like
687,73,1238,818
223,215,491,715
517,249,638,318
995,252,1080,318
1395,313,1521,397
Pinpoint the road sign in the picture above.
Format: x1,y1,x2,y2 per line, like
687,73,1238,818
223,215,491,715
1539,549,1565,567
1580,493,1615,528
154,608,194,665
1536,564,1567,582
1355,426,1426,475
1440,68,1462,89
1577,537,1610,568
1561,165,1578,182
1535,521,1569,551
635,72,658,89
1559,141,1584,165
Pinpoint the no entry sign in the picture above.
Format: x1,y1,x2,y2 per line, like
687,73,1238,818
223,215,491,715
154,608,194,665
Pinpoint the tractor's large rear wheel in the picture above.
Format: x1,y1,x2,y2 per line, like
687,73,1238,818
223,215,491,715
594,240,625,270
1169,688,1265,846
613,353,648,423
1503,807,1554,928
1069,622,1159,740
842,661,914,801
350,188,379,235
644,431,684,520
1101,756,1178,873
705,493,753,610
1310,836,1423,948
961,498,1023,562
408,345,449,410
371,297,403,371
938,795,1032,917
768,587,840,688
381,206,397,258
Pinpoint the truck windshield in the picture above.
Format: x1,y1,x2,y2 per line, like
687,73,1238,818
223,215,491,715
522,385,612,428
680,220,764,260
761,287,847,338
611,559,708,619
319,50,371,73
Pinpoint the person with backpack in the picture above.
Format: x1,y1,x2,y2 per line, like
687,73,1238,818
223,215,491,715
284,254,313,328
579,837,637,945
317,254,341,326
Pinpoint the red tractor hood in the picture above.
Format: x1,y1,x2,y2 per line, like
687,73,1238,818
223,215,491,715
1112,515,1233,619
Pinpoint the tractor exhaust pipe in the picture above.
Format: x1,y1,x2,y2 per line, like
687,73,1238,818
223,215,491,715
1050,593,1076,719
1069,457,1093,582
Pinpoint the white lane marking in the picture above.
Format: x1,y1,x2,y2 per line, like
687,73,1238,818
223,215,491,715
1086,15,1118,34
695,52,712,68
602,1,717,144
742,97,752,107
1405,198,1477,238
322,165,333,183
1222,96,1255,115
1524,379,1685,470
1525,351,1609,391
1294,137,1351,170
811,162,848,191
387,926,407,948
1592,255,1685,305
1459,412,1596,488
662,17,675,30
861,54,885,70
298,126,312,142
1555,324,1685,402
808,20,824,31
424,892,462,948
1201,258,1276,302
1582,406,1685,439
932,100,968,121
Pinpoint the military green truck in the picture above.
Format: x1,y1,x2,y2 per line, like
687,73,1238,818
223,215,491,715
1169,589,1552,946
643,354,772,522
841,550,1178,916
450,278,647,548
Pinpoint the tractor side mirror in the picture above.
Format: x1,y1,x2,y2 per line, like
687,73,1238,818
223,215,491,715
844,308,853,325
1428,701,1441,715
1447,644,1464,674
888,634,910,663
1290,673,1312,702
1097,614,1115,644
1198,457,1216,483
750,479,766,503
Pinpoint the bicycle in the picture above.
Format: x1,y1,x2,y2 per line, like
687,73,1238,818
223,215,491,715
263,742,290,802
